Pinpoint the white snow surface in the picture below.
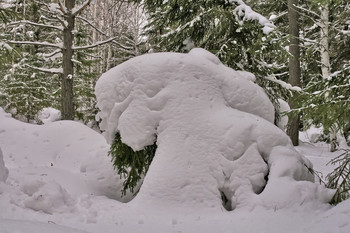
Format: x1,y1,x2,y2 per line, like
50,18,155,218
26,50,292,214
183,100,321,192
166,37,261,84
276,98,290,132
38,107,61,124
0,106,350,232
95,48,333,212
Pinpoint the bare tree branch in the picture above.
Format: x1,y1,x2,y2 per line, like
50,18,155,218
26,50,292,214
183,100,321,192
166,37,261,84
72,0,92,16
73,37,117,50
76,15,107,36
76,16,135,51
57,0,66,14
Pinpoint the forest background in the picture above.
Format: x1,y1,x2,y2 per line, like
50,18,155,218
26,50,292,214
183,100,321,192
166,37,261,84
0,0,349,150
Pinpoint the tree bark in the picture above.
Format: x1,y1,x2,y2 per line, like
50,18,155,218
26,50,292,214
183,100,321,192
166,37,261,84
61,0,75,120
320,4,337,152
320,4,330,79
287,0,301,146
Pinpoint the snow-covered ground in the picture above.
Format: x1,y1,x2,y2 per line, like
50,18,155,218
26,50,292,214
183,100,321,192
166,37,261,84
1,107,349,233
1,49,350,233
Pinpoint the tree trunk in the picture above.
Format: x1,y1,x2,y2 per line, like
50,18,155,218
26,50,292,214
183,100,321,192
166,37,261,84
61,0,75,120
287,0,301,146
320,4,330,79
320,4,337,152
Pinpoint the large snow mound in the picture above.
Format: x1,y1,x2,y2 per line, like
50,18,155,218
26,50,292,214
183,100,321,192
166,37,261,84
0,106,349,233
95,48,333,211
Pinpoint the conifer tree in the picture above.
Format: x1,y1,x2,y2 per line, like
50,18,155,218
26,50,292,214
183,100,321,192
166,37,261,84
293,0,350,149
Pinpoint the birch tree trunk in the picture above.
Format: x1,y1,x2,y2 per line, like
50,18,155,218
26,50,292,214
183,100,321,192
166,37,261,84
320,4,337,151
287,0,301,146
320,4,330,79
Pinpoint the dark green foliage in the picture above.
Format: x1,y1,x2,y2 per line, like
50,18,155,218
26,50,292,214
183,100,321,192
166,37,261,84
108,132,157,196
137,0,293,122
74,24,100,125
296,72,350,134
292,0,350,136
142,0,288,77
326,149,350,205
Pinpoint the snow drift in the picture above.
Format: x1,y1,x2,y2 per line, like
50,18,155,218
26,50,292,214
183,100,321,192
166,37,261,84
0,147,8,182
95,48,333,211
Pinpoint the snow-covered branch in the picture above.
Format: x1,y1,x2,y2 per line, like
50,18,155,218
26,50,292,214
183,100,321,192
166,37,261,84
8,20,63,31
294,5,320,19
8,40,63,49
57,0,66,14
229,0,275,34
0,41,13,52
76,16,107,36
265,75,302,92
26,65,63,74
73,37,117,50
38,49,62,62
76,16,134,51
72,0,92,16
112,40,135,51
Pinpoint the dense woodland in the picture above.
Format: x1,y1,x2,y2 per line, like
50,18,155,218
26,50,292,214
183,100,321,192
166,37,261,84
0,0,349,147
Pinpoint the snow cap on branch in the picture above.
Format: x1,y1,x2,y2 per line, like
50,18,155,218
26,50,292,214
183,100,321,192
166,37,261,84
230,0,275,34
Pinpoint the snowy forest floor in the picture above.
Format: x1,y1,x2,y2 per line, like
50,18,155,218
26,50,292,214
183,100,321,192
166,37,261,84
0,108,349,233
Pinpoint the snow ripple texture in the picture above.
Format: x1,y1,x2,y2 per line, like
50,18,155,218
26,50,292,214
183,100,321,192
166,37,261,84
95,48,333,211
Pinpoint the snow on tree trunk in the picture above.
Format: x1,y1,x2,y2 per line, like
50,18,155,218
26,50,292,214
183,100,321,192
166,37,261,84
287,0,301,146
95,49,333,211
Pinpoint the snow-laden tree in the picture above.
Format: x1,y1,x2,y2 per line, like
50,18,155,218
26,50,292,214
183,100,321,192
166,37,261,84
292,0,350,150
140,1,288,82
85,0,148,73
0,0,59,122
95,48,333,210
3,0,119,120
1,0,149,123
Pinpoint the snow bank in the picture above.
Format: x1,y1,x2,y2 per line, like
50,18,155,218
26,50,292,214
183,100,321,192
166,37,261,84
0,219,89,233
0,107,132,202
95,48,333,211
22,180,76,214
0,147,8,182
37,107,61,124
